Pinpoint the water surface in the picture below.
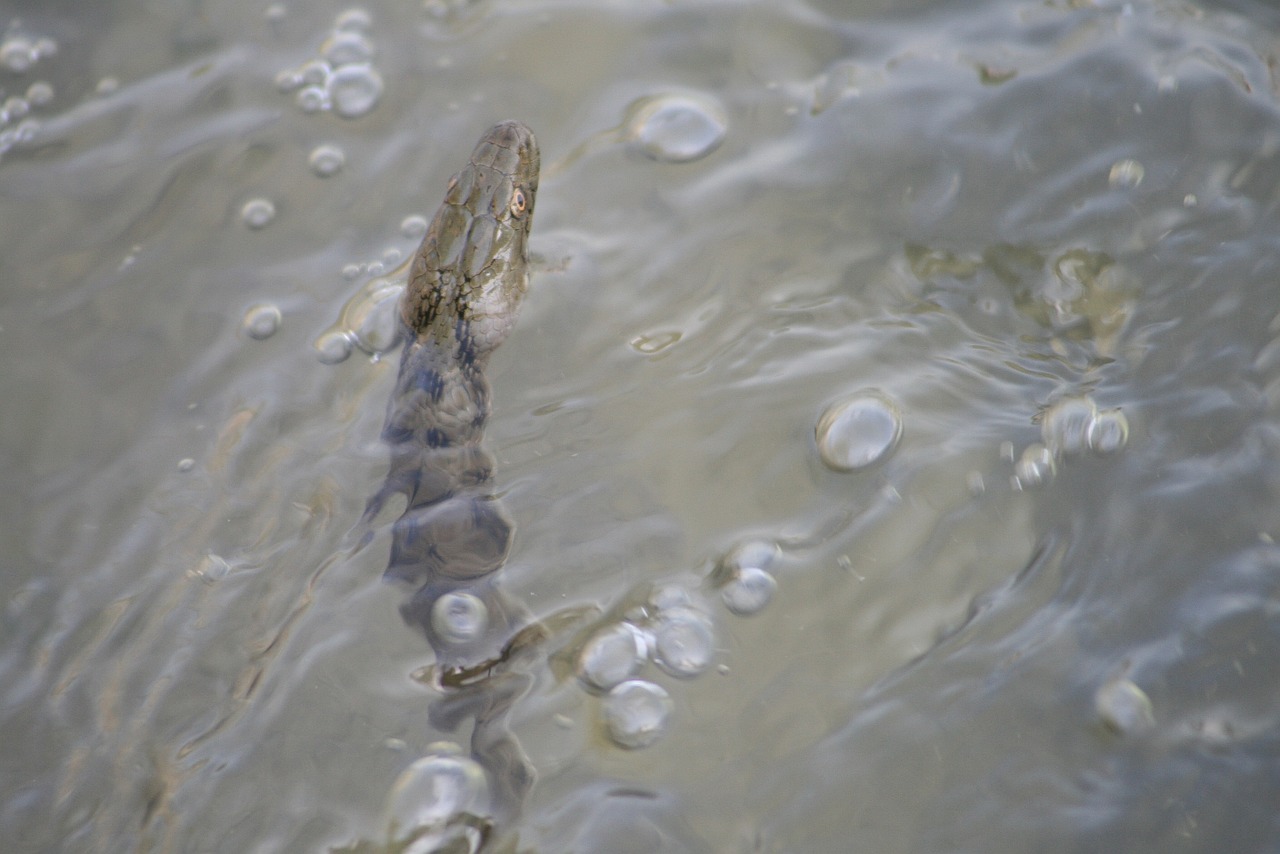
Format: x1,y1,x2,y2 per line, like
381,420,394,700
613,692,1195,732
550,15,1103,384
4,0,1280,850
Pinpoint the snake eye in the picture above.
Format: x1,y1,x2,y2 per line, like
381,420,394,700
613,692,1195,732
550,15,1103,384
510,188,527,217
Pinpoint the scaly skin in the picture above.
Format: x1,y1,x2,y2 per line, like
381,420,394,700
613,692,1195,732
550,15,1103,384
365,122,541,825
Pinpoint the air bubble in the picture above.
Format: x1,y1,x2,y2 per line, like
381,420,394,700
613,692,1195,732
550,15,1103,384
275,69,304,92
401,214,428,238
624,93,727,164
240,198,277,229
430,592,488,644
95,77,119,96
242,302,282,339
3,97,29,121
816,391,902,471
1041,396,1096,456
309,143,345,176
384,750,488,838
1087,408,1129,454
328,63,383,118
1096,676,1155,735
1108,159,1144,190
334,8,373,31
723,539,779,573
602,680,673,749
296,85,330,113
299,60,331,86
25,81,53,106
576,623,646,691
322,30,375,67
314,330,355,364
1014,443,1055,488
722,567,777,616
0,37,37,73
652,608,715,678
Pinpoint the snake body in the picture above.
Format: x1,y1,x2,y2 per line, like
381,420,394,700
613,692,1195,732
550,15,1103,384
362,121,540,821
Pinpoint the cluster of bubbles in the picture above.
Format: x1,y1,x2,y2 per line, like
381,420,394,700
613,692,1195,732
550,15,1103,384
313,215,428,363
0,30,57,163
0,31,56,74
273,9,384,120
1014,395,1130,489
573,539,779,749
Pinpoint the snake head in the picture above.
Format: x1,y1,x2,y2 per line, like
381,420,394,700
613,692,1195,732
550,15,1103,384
403,121,540,360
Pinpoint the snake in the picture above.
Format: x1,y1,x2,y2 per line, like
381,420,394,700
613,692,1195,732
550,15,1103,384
360,120,541,826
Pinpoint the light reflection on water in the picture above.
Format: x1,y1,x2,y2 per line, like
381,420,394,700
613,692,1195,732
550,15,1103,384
4,0,1280,850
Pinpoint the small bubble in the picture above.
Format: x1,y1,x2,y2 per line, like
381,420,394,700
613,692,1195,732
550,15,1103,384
11,118,38,144
33,38,57,59
1041,396,1096,456
274,68,304,92
576,623,647,691
314,330,354,364
296,84,330,113
24,80,53,106
177,458,195,472
382,247,401,265
264,3,287,23
334,8,373,31
816,391,903,472
1087,408,1129,454
240,197,277,229
630,331,681,354
385,752,488,836
194,554,230,583
649,585,693,614
342,263,363,280
431,592,488,644
652,608,715,678
322,30,375,67
1096,676,1155,735
0,37,37,73
625,93,728,164
242,302,283,339
723,539,779,573
3,96,28,120
328,63,383,119
299,59,331,86
1108,159,1144,189
95,77,119,96
721,567,777,616
1014,443,1055,488
308,143,345,176
602,680,673,749
400,214,428,238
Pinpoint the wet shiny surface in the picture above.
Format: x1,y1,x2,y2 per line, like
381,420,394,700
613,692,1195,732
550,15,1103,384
5,0,1280,851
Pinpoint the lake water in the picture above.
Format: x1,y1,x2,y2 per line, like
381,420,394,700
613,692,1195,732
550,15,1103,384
5,0,1280,850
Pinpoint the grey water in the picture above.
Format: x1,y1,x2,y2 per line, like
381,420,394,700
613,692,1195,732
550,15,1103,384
4,0,1280,850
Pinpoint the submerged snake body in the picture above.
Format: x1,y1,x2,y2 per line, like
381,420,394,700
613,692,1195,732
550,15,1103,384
368,120,540,674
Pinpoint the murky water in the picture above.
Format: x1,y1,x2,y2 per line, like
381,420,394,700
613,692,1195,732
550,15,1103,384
5,0,1280,850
